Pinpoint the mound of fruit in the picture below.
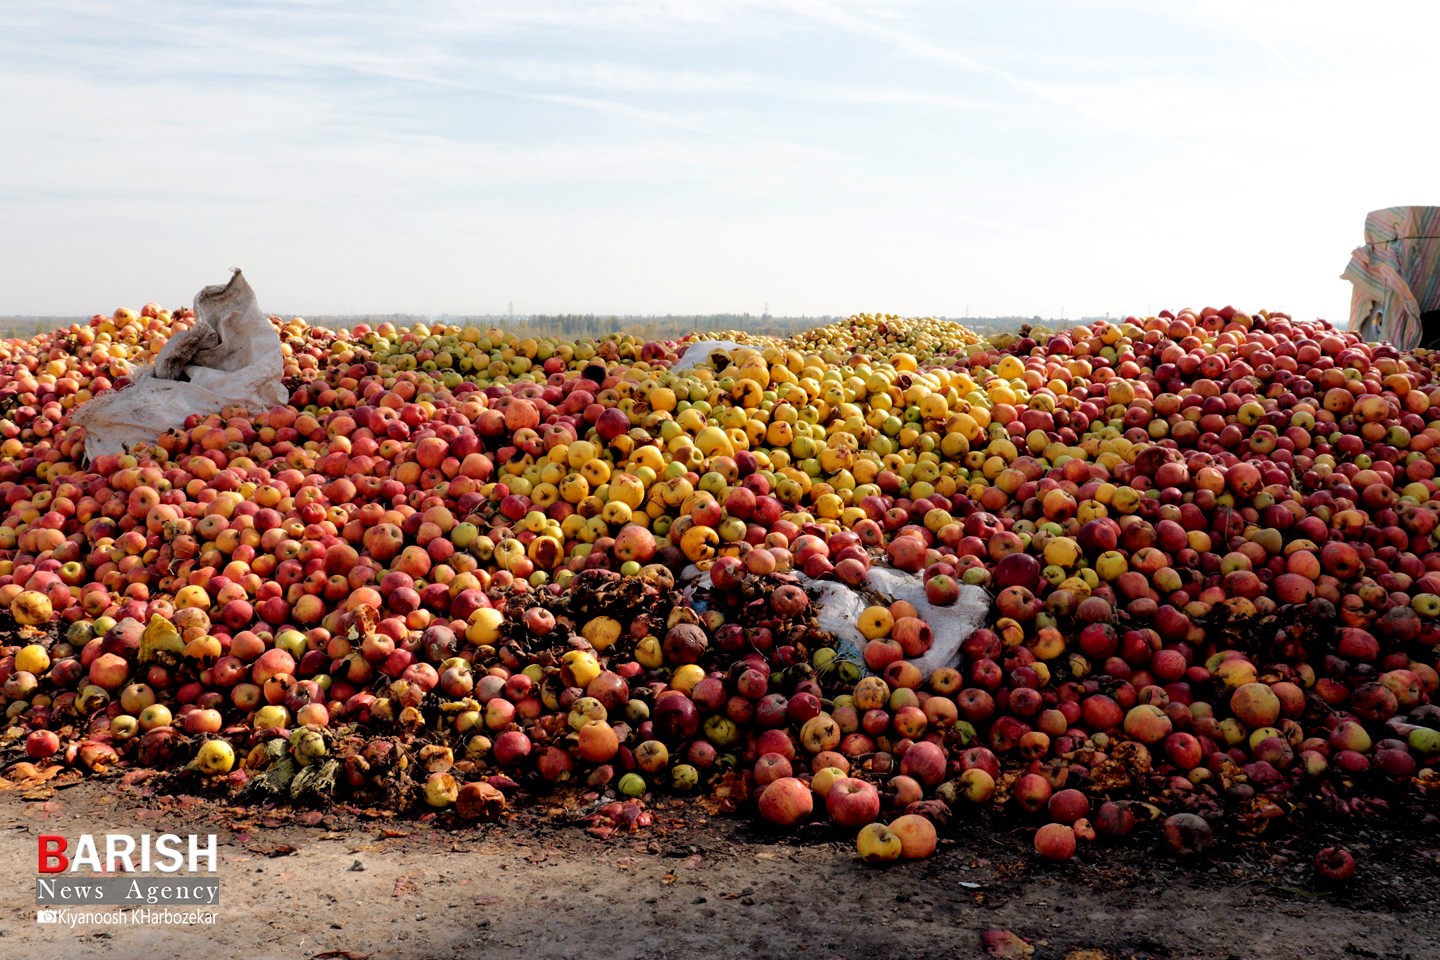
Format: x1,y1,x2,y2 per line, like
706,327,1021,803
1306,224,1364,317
1,301,1439,868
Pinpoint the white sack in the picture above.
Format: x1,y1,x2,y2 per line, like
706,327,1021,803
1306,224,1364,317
808,567,989,679
671,340,749,372
682,563,990,679
73,269,289,459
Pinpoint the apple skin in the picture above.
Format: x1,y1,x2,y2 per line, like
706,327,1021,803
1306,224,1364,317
898,740,947,787
889,813,938,859
1095,801,1137,838
1034,822,1077,861
753,752,793,787
1013,773,1052,814
925,574,960,606
957,768,995,804
1314,846,1356,882
826,777,882,828
1230,682,1281,728
856,822,903,863
811,766,847,798
1161,813,1213,857
757,777,813,826
25,730,61,759
1046,788,1089,825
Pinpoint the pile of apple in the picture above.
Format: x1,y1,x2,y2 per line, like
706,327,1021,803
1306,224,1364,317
1,301,1439,869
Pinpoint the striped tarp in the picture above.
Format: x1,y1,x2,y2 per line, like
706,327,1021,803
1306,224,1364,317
1342,206,1440,349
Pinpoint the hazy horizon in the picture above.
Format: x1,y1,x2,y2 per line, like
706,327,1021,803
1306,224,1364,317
3,1,1434,322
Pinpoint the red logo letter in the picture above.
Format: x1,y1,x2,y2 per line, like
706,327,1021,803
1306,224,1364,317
38,836,68,873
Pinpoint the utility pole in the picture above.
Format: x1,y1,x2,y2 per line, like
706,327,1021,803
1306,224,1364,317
508,301,515,326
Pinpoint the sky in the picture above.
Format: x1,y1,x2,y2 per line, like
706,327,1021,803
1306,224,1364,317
1,0,1436,322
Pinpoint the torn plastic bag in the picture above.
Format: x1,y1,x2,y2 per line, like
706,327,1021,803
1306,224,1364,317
806,567,989,679
671,340,750,372
73,269,289,460
682,564,989,679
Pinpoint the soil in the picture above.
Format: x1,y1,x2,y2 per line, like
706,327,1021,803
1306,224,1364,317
0,776,1435,960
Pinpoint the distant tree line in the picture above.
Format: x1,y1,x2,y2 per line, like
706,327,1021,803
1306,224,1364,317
507,314,840,339
0,317,82,339
305,313,846,339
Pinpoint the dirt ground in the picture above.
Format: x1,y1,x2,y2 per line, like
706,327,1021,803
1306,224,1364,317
0,778,1435,960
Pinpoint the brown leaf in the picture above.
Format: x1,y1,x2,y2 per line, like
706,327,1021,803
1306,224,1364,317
138,615,184,665
4,762,45,782
120,769,157,787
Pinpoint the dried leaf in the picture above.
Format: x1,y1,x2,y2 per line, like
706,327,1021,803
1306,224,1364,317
138,614,184,665
6,762,60,783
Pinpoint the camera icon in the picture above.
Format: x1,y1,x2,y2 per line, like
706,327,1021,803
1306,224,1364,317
36,910,59,924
